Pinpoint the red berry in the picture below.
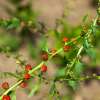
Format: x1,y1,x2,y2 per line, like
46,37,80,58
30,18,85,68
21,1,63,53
25,64,32,71
2,95,10,100
41,64,47,72
24,73,31,80
2,82,9,90
41,51,48,61
63,45,71,52
20,82,27,88
62,37,68,43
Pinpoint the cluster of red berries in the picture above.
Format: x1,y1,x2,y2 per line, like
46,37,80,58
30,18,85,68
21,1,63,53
40,37,71,57
1,37,71,100
24,64,32,80
1,82,11,100
23,63,47,85
62,37,71,52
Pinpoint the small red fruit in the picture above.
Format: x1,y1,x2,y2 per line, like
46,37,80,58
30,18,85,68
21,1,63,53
2,95,10,100
2,82,9,90
20,82,27,88
41,64,47,72
25,64,32,71
62,37,68,43
63,45,71,52
24,73,31,80
41,51,48,61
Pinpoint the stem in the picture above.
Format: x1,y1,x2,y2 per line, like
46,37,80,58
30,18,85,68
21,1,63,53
0,80,23,99
29,61,44,74
60,75,100,81
49,48,63,60
77,46,83,58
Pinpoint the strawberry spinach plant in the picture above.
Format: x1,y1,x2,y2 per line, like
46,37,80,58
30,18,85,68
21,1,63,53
0,0,100,100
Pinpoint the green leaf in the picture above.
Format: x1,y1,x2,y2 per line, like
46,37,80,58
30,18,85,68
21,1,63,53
83,37,90,49
7,18,20,29
10,91,16,100
55,68,66,81
86,48,96,61
83,37,96,61
73,61,84,77
67,80,78,91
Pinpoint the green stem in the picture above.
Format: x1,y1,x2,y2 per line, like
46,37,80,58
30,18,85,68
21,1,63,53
61,75,100,81
29,62,44,74
0,80,23,99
